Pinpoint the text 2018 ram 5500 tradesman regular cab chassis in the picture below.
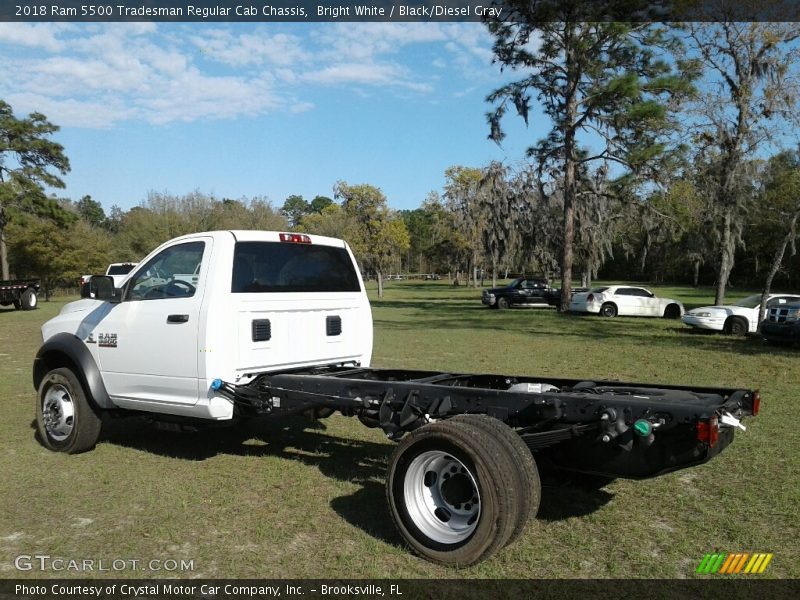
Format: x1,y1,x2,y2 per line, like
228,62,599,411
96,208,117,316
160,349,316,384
33,230,760,566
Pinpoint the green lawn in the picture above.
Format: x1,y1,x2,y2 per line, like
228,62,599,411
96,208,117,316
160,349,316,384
0,282,797,579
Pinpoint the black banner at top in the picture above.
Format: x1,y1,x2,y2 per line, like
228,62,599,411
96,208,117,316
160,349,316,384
2,0,800,23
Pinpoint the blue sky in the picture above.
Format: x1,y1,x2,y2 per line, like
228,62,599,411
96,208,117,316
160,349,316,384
0,22,546,212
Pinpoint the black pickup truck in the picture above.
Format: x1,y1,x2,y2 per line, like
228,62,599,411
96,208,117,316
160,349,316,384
481,277,560,309
761,302,800,346
0,279,39,310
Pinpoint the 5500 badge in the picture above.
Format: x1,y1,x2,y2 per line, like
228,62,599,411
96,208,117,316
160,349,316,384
86,333,117,348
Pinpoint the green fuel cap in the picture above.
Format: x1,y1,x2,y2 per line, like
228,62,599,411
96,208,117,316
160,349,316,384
633,419,652,437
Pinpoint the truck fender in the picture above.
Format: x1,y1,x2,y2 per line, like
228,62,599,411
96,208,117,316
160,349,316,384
33,333,115,409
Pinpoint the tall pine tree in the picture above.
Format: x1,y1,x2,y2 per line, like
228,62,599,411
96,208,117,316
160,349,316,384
486,2,694,309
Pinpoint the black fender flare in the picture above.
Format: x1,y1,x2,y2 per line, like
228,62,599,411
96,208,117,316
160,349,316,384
33,333,114,409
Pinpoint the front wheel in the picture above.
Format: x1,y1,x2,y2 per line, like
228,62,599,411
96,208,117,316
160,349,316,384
497,297,510,310
385,419,522,566
663,304,681,319
36,368,102,454
724,317,748,336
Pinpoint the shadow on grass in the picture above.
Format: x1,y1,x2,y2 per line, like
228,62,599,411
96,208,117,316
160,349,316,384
96,415,613,544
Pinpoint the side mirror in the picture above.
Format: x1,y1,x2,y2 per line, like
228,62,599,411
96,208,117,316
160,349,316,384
81,275,122,303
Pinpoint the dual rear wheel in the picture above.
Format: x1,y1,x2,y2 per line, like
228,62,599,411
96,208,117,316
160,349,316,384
385,416,540,566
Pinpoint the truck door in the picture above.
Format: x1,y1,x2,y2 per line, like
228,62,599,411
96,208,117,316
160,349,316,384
94,239,211,406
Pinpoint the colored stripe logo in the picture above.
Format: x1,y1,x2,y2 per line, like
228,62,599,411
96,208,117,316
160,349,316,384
696,553,773,574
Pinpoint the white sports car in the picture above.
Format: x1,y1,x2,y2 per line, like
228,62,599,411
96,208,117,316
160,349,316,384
682,293,800,335
569,285,684,318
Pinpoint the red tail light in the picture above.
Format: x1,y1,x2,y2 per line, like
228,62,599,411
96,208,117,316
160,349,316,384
279,233,311,244
752,390,760,416
587,293,594,302
696,416,719,448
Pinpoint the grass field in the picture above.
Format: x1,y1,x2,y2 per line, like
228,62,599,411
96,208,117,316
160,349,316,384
0,281,798,579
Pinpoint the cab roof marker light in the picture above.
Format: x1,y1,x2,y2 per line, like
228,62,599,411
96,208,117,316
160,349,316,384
279,233,312,244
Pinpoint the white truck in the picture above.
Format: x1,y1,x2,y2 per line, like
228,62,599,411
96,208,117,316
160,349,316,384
34,230,760,566
80,262,138,290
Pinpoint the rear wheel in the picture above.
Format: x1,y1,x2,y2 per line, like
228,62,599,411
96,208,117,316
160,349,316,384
724,317,748,336
20,288,37,310
600,302,617,318
497,297,510,310
450,415,540,547
36,368,102,454
386,419,521,566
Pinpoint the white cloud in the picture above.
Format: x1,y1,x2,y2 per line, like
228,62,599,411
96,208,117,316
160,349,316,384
0,22,501,128
302,62,428,91
0,23,70,51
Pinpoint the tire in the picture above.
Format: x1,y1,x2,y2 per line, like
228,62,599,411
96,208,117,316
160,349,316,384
20,288,37,310
385,419,521,566
663,304,681,319
36,368,102,454
497,297,510,310
450,415,540,547
600,302,617,318
724,317,748,336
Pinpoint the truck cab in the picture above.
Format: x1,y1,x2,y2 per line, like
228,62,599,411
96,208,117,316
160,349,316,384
37,231,373,422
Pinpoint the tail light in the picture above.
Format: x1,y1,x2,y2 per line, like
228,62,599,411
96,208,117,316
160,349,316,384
587,293,594,302
279,233,311,244
752,390,760,416
696,416,719,448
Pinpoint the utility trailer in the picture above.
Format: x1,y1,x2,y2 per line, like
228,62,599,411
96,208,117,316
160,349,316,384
33,231,759,566
0,278,39,310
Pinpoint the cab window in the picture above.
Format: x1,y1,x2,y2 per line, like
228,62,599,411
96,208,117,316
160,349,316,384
125,242,205,301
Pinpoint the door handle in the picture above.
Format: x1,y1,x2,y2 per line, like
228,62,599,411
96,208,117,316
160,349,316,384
167,314,189,323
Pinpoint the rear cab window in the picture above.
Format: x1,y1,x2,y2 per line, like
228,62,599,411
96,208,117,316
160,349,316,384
107,264,136,276
231,241,361,293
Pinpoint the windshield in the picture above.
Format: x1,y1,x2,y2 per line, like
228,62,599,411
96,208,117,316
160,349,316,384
589,287,609,293
734,295,762,308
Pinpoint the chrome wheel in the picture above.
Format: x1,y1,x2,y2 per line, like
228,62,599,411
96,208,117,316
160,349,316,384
403,450,480,544
42,384,75,442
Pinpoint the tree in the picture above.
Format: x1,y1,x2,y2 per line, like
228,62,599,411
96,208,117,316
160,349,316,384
281,194,309,227
334,181,410,298
443,166,484,287
7,215,111,297
0,100,71,279
753,150,800,322
478,162,517,287
309,195,334,214
299,203,357,240
75,195,106,227
681,21,800,304
486,3,694,309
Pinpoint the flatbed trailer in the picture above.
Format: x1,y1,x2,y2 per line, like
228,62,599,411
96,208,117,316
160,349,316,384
0,279,39,310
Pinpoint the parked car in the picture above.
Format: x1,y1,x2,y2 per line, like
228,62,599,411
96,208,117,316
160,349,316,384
760,302,800,345
570,285,683,318
424,273,441,280
682,293,800,335
482,277,559,309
